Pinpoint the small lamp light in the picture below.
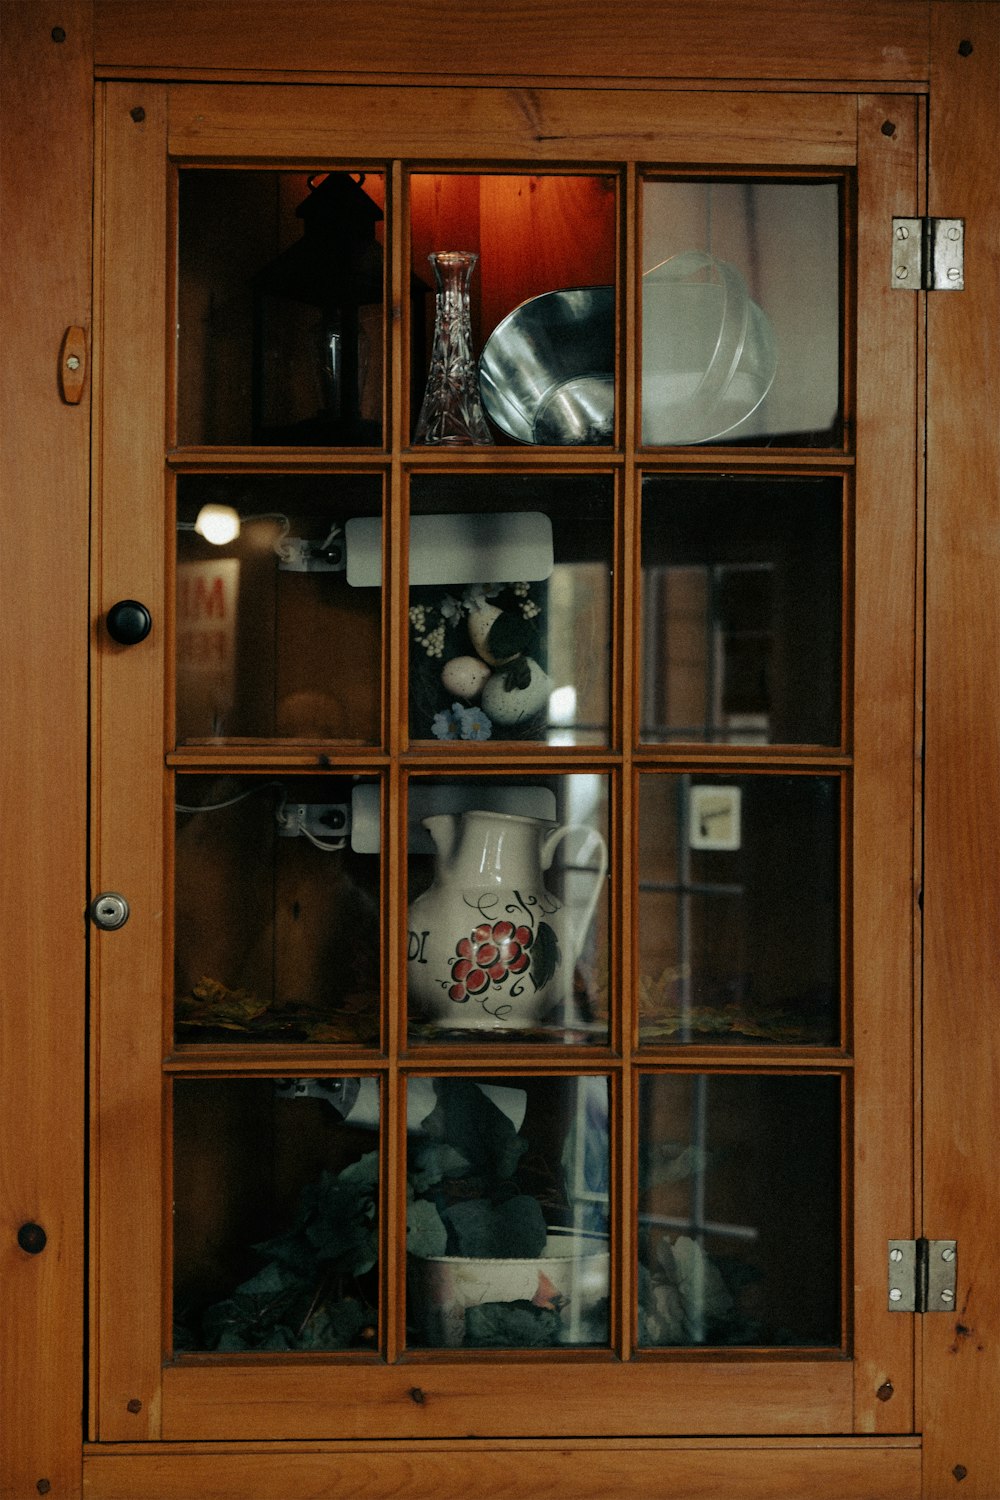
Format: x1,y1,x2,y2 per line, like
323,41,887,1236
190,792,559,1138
194,503,241,545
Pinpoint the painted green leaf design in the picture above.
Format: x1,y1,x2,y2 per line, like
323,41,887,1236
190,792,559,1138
529,921,561,992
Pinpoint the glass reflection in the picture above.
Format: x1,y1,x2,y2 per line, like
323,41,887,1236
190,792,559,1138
409,173,617,447
176,474,382,744
406,776,610,1045
642,180,842,448
640,476,842,746
174,774,380,1045
637,773,839,1045
173,1077,380,1353
638,1073,841,1347
409,475,612,745
177,169,387,447
406,1076,610,1348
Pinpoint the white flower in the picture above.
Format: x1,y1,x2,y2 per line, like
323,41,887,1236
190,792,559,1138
461,583,494,612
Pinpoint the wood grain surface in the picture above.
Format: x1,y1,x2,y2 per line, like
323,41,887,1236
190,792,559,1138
0,4,92,1496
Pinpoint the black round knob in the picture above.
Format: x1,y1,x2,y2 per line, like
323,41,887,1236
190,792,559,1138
106,599,152,645
17,1222,47,1254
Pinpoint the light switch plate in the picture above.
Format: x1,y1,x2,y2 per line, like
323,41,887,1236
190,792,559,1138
689,784,742,850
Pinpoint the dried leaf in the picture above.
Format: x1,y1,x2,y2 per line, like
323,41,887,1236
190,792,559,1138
187,976,269,1027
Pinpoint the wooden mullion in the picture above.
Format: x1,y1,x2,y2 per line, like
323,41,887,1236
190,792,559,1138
383,159,408,1363
401,448,625,471
631,746,854,770
398,1055,622,1078
166,748,392,771
615,159,640,1362
167,449,395,472
387,160,408,767
400,747,623,771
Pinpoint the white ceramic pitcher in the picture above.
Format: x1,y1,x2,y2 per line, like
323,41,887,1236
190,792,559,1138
407,809,607,1030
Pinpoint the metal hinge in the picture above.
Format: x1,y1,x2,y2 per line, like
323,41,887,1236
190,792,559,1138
892,218,964,290
888,1239,957,1312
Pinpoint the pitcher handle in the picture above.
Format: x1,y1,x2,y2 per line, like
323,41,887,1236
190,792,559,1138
540,823,608,961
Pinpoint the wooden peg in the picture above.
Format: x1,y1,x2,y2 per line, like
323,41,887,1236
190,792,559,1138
59,326,87,404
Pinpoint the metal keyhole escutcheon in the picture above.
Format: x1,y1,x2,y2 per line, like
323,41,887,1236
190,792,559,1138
90,892,130,931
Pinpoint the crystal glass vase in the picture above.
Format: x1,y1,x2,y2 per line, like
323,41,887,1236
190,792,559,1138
414,251,493,445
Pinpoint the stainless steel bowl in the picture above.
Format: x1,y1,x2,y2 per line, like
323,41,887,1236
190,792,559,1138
478,286,614,445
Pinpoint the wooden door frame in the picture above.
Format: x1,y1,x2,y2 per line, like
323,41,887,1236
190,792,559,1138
2,4,997,1497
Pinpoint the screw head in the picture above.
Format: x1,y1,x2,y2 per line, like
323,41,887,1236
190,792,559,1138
889,1287,903,1302
942,1246,956,1261
890,1247,904,1262
941,1288,956,1303
895,224,910,240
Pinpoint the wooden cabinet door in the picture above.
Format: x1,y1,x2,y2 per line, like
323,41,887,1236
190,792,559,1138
90,78,921,1459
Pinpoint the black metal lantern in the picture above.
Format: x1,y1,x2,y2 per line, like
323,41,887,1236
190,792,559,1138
252,172,387,445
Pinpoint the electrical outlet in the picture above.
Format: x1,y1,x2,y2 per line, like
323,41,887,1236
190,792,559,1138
277,802,349,842
276,535,345,573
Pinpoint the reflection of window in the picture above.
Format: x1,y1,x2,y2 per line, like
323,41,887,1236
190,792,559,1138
637,773,746,1044
638,1075,758,1346
642,563,774,743
638,1074,842,1348
546,562,611,744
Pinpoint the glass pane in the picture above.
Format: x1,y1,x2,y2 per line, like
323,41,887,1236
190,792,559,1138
173,1076,380,1353
406,1075,610,1348
640,476,842,746
409,475,612,746
637,773,839,1045
641,179,841,447
638,1073,841,1347
409,173,617,446
407,775,610,1044
177,169,386,446
174,774,380,1045
176,474,382,743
